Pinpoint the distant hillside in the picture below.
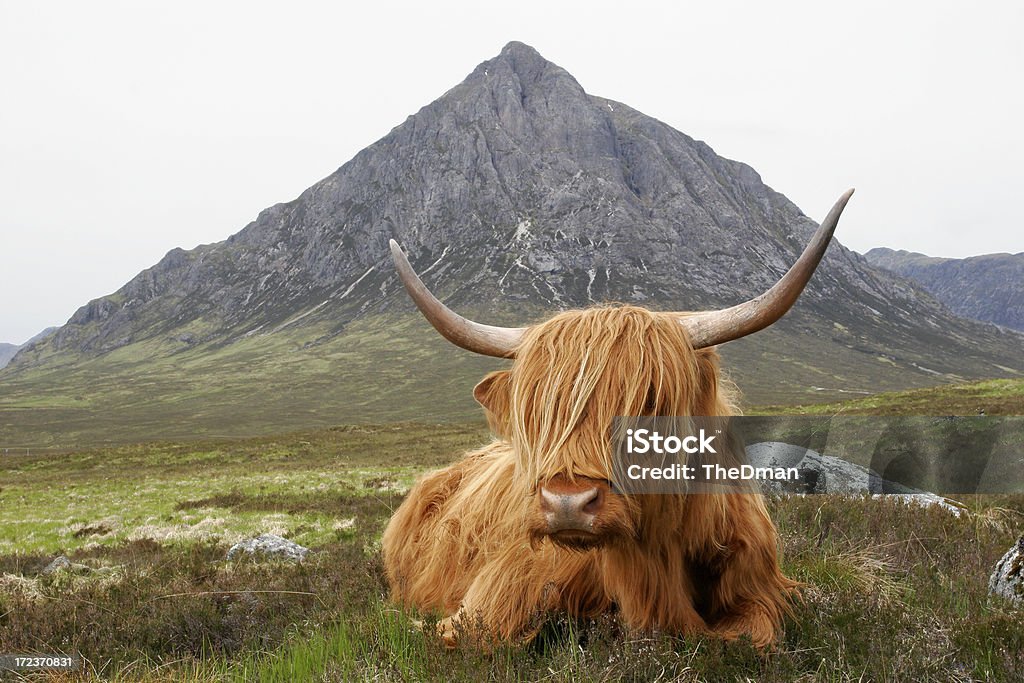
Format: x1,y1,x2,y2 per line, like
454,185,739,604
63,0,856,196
2,42,1023,447
0,327,58,369
865,248,1024,331
0,344,18,369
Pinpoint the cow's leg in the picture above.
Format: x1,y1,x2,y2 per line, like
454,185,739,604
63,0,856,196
435,549,544,648
705,495,799,648
439,544,608,647
601,546,709,637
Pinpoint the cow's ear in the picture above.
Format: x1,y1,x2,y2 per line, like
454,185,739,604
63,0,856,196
474,370,512,437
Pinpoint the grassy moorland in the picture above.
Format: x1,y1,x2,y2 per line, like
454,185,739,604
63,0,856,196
0,317,506,450
0,384,1022,681
754,378,1024,417
4,305,1021,450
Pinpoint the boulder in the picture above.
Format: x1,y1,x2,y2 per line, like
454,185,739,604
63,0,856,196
226,534,309,562
989,537,1024,604
41,555,93,575
745,442,963,515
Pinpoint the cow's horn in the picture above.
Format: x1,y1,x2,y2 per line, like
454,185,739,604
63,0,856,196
678,189,855,349
389,239,526,358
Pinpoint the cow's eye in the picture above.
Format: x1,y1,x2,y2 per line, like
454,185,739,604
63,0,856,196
644,385,658,414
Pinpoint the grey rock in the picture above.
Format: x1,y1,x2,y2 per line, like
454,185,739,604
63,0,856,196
747,441,878,494
226,534,309,562
870,492,966,517
41,555,93,575
744,442,813,474
746,441,964,515
989,537,1024,603
866,247,1024,331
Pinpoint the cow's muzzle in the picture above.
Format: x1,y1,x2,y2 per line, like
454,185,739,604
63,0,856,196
538,475,608,534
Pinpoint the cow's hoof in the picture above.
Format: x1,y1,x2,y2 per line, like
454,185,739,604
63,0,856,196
712,612,777,650
437,616,458,648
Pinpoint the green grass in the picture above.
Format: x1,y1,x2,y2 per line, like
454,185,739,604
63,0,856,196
1,418,1023,681
3,308,1021,448
0,423,486,555
0,316,506,449
753,378,1024,416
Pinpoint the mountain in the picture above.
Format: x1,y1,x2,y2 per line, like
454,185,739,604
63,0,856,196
0,344,18,369
2,42,1022,447
0,327,58,369
865,248,1024,331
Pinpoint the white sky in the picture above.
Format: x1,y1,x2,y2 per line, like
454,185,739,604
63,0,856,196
1,0,1022,344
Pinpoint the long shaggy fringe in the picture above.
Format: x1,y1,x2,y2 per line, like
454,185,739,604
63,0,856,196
507,306,737,484
382,305,798,648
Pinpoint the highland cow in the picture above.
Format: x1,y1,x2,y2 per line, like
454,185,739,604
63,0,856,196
382,190,854,648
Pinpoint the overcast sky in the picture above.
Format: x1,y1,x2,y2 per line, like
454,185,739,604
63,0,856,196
1,1,1021,344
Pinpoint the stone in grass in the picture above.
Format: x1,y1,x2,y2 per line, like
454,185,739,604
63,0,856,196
746,442,965,516
42,555,93,576
226,534,310,562
989,536,1024,604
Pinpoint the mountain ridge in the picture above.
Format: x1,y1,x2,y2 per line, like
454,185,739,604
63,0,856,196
0,344,18,369
0,327,58,369
2,41,1021,446
865,247,1024,331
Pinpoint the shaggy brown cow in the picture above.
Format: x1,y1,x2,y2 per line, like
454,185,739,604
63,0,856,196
382,190,854,648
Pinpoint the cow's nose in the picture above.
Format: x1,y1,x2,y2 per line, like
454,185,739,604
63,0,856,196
539,485,604,532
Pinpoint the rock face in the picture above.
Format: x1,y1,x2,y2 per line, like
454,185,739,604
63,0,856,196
866,248,1024,331
226,534,309,562
989,537,1024,603
746,442,964,515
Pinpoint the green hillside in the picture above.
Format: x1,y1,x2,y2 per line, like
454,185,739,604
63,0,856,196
4,309,1020,448
755,378,1024,416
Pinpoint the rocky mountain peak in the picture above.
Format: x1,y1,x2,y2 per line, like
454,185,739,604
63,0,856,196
5,43,1022,425
491,40,566,81
467,41,584,98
